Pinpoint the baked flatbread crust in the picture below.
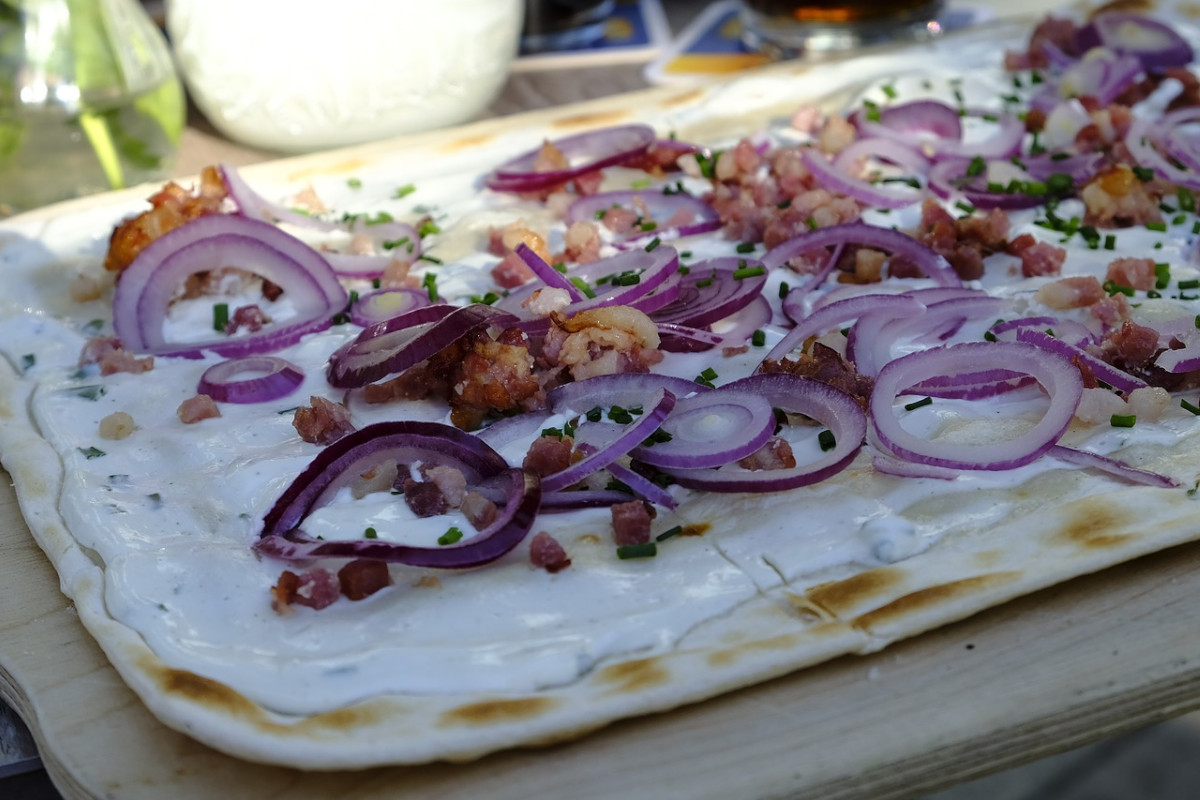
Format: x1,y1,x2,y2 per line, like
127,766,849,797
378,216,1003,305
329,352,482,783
3,4,1200,769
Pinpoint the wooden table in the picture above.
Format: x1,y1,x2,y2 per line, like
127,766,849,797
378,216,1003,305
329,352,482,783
12,1,1193,797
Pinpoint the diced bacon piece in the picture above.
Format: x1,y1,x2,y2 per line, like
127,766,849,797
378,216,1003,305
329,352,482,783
402,478,447,518
225,304,271,334
491,251,536,288
816,114,857,155
738,437,797,470
533,140,569,172
79,336,122,366
1106,257,1157,291
562,220,602,263
461,490,498,531
422,464,467,508
759,342,873,409
523,435,574,477
271,567,339,613
292,396,355,445
1080,164,1163,228
98,411,135,440
379,258,418,290
1108,319,1160,366
715,139,763,181
600,205,640,234
337,559,391,601
1089,293,1130,329
610,499,654,546
1015,240,1067,278
99,348,154,376
791,104,822,134
529,531,571,573
177,394,221,424
1034,276,1106,310
522,287,572,317
542,305,663,382
447,328,542,430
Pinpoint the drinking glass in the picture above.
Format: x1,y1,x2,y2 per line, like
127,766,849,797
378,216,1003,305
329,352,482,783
739,0,947,59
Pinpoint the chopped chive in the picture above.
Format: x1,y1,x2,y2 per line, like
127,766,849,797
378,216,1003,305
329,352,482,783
817,430,836,451
1145,220,1168,232
1132,166,1155,182
736,242,756,253
212,302,229,332
364,527,378,539
1110,413,1137,428
1180,187,1196,212
955,201,976,215
904,396,934,411
394,183,416,198
1156,262,1171,289
20,353,34,372
644,237,661,252
1181,398,1200,415
881,84,897,99
1103,234,1116,250
778,281,791,299
617,542,657,559
422,272,439,301
346,177,362,189
733,265,765,280
751,329,766,347
655,525,683,542
438,527,464,546
418,220,441,237
586,406,603,422
418,254,443,265
78,446,106,459
1180,279,1200,290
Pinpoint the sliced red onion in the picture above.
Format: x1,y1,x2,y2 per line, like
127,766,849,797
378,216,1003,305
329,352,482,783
219,164,424,262
349,288,432,328
112,214,348,358
327,303,517,388
801,147,923,210
764,292,925,365
762,222,960,288
872,454,961,480
630,388,776,469
848,294,1007,376
557,245,682,315
1048,444,1180,488
1155,331,1200,373
324,252,405,281
929,109,1026,163
514,243,586,302
485,124,657,193
1058,48,1144,107
853,100,963,151
565,190,720,243
831,137,931,175
655,323,726,353
548,372,708,416
991,316,1097,348
540,488,640,510
869,341,1084,470
256,421,540,568
650,256,768,329
1126,115,1200,189
196,356,304,404
603,460,678,509
659,373,867,493
541,388,675,493
1075,12,1194,71
907,368,1035,400
1014,327,1147,393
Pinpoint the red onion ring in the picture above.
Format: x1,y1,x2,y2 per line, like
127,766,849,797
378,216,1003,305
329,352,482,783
1014,327,1147,393
801,147,922,210
762,222,961,288
485,124,657,193
764,292,925,365
659,372,867,493
197,356,305,404
1075,12,1194,71
255,421,540,568
869,341,1084,471
853,100,963,151
650,256,768,329
927,159,1055,211
514,243,587,302
349,288,433,328
112,214,348,358
1048,445,1180,488
630,388,776,469
327,303,517,388
565,190,720,243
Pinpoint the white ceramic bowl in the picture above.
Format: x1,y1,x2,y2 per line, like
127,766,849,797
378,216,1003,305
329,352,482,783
166,0,523,153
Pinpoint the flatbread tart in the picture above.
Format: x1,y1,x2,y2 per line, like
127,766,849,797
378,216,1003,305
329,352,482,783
5,0,1200,769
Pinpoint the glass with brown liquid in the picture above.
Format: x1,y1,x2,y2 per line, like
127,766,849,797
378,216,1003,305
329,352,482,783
740,0,946,58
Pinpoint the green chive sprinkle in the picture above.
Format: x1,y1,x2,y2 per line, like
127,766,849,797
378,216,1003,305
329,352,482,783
1181,398,1200,416
364,527,378,539
617,542,657,559
655,525,683,543
904,396,934,411
212,303,229,332
751,329,766,347
1110,413,1137,428
817,430,836,451
736,242,756,253
438,527,464,546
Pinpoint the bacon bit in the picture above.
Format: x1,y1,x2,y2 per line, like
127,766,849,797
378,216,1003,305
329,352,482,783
293,396,355,445
271,568,339,613
562,220,602,263
461,490,498,530
1080,164,1163,228
816,114,857,155
98,411,135,440
523,434,575,477
760,342,873,409
523,287,573,317
79,335,156,376
738,437,797,470
423,464,467,508
1089,292,1130,329
529,531,571,573
543,305,663,382
177,394,221,424
444,328,543,430
337,559,391,601
1108,319,1160,366
611,499,655,546
723,344,751,357
533,140,569,173
379,258,418,290
913,199,1011,282
1034,275,1106,309
225,304,272,334
104,166,228,275
1008,235,1066,278
402,478,448,518
1106,257,1156,291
